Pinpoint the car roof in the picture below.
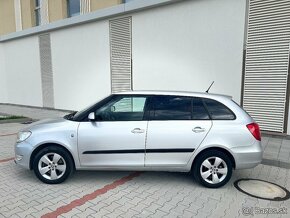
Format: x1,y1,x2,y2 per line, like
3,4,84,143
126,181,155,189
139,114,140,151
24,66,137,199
114,90,232,100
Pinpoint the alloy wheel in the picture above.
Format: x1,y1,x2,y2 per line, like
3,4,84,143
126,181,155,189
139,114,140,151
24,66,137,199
200,156,228,184
38,153,67,180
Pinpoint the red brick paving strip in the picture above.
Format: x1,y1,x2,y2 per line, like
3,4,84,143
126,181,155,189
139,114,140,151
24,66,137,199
0,157,14,163
42,172,142,218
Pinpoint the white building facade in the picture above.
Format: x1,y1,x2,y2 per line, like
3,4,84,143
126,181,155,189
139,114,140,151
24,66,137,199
0,0,290,135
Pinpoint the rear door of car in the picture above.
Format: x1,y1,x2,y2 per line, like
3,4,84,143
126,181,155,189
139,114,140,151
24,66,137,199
145,96,213,167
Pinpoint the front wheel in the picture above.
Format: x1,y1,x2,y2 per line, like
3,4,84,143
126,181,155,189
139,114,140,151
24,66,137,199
33,146,74,184
193,150,232,188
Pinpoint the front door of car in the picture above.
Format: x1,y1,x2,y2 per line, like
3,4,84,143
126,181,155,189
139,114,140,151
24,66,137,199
145,96,212,167
78,95,148,167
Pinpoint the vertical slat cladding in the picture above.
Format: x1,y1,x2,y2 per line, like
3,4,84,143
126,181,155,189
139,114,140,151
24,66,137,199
110,17,132,93
80,0,90,14
40,0,49,25
39,34,54,108
243,0,290,133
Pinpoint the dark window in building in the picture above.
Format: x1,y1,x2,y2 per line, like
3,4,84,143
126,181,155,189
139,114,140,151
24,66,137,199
67,0,80,17
150,96,192,120
203,98,235,120
35,0,41,26
192,98,210,120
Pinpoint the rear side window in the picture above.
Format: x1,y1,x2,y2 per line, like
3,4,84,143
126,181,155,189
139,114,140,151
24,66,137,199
150,96,192,120
203,98,235,120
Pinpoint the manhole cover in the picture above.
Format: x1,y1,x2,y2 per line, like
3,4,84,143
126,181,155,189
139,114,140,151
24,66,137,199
234,179,290,201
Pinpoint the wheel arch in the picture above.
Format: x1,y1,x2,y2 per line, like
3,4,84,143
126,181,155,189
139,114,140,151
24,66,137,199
29,143,76,170
191,147,236,171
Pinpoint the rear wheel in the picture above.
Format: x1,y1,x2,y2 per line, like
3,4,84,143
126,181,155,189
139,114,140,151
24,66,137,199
33,146,74,184
193,150,232,188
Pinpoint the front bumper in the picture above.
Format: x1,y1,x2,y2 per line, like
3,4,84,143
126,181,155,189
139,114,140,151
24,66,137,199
14,141,34,169
231,141,263,169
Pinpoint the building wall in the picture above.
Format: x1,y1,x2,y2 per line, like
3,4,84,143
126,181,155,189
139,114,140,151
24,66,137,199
1,0,289,135
0,0,16,35
90,0,122,11
0,0,246,110
3,36,43,107
20,0,35,30
0,19,111,110
132,0,246,104
0,44,7,103
0,0,124,36
50,21,111,110
49,0,67,23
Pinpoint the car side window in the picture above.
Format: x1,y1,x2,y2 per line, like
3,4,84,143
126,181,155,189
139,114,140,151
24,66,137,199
192,98,210,120
95,96,147,121
203,98,235,120
150,96,192,120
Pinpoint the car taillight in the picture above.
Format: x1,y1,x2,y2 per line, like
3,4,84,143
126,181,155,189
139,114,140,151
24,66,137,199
246,123,261,141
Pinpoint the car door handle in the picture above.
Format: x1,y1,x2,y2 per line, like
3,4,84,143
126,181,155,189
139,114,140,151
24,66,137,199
192,127,206,133
131,128,145,134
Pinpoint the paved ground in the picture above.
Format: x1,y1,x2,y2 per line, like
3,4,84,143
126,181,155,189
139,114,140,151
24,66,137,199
0,105,290,217
262,136,290,168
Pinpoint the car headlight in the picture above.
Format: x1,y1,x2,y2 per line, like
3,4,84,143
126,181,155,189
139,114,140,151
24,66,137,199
17,131,32,143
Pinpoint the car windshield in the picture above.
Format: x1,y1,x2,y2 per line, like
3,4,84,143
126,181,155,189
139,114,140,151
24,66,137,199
68,95,112,121
64,102,96,121
73,102,97,119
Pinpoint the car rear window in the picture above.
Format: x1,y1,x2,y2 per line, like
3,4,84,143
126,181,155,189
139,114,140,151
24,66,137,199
203,98,235,120
150,96,192,120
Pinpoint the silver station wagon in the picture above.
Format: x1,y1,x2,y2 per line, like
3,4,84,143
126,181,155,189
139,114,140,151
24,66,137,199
15,91,263,188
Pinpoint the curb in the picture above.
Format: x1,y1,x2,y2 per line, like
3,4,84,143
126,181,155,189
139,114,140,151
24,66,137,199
0,103,73,113
262,158,290,169
0,118,34,124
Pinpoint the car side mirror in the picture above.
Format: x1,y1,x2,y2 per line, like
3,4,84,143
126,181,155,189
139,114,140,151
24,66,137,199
88,112,95,121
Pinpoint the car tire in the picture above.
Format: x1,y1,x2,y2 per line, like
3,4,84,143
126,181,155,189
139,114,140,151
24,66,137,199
33,146,74,184
193,149,232,188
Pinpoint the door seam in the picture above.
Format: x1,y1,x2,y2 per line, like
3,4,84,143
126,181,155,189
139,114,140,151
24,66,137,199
144,121,149,167
186,120,213,166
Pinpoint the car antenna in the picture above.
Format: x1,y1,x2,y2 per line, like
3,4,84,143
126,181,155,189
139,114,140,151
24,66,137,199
206,81,214,93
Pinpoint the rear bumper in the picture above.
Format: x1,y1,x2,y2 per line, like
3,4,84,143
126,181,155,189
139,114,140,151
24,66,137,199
231,141,263,169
